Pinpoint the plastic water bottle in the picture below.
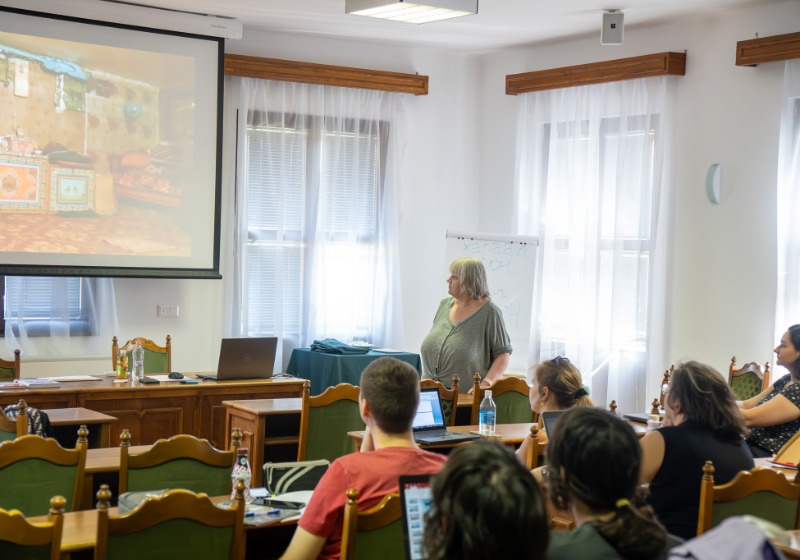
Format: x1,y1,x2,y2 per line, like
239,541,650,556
479,390,496,435
132,341,145,381
231,448,254,504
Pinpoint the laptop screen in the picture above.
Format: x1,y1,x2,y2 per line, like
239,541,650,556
215,337,277,380
412,388,446,432
541,410,565,437
399,474,433,560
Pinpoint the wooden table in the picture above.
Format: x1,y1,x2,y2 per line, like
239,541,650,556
45,407,118,448
31,495,296,556
347,422,536,453
777,530,800,559
0,375,305,448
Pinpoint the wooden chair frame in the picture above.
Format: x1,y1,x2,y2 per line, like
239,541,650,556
0,430,88,513
523,424,540,470
95,483,245,560
0,399,29,437
0,349,21,380
728,356,771,396
341,488,402,560
0,495,65,560
697,460,800,535
118,430,239,494
297,381,361,461
111,335,172,372
470,374,532,424
420,374,460,427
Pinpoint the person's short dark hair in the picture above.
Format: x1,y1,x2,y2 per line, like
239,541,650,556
667,361,748,439
360,357,419,434
423,441,548,560
546,407,667,560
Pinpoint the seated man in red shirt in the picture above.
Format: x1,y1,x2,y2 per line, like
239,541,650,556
280,357,447,560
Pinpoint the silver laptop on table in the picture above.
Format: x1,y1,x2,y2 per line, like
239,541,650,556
197,337,278,381
412,388,480,445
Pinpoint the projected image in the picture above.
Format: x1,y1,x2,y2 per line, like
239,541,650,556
0,31,194,257
0,9,220,276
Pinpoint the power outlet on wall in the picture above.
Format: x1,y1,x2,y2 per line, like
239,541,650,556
157,304,179,318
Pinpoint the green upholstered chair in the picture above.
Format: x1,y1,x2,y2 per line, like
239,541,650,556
0,349,21,380
341,489,403,560
297,381,364,462
728,357,770,401
0,429,87,516
697,460,800,536
470,374,534,425
118,429,240,495
0,399,28,442
420,375,460,427
0,495,65,560
112,335,171,374
94,483,245,560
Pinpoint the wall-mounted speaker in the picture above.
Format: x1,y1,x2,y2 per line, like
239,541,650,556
601,11,624,45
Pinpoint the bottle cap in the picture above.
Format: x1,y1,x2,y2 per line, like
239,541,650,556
485,390,492,398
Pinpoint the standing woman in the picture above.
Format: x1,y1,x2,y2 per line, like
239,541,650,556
420,257,512,393
740,324,800,457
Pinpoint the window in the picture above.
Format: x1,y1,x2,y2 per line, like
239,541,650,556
242,112,387,340
1,276,94,337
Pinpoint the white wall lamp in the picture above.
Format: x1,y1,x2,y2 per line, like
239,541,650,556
345,0,478,24
705,163,722,204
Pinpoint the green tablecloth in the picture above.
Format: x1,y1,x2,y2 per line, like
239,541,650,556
286,348,422,396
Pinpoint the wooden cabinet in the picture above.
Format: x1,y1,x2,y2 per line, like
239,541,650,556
0,377,305,447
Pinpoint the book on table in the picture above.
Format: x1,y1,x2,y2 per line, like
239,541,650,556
0,378,61,389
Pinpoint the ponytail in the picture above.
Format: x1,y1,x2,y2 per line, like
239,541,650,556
594,497,667,560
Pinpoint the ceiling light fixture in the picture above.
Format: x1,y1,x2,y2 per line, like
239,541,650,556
345,0,478,24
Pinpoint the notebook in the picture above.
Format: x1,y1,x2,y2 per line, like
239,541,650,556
412,388,480,445
622,412,650,424
399,474,433,560
541,410,565,436
196,337,278,381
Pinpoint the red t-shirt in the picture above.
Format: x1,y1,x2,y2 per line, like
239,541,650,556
298,446,447,560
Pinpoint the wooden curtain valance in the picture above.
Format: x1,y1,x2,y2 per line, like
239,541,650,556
223,53,428,95
736,31,800,67
506,52,686,95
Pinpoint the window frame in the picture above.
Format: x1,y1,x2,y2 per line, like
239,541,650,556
1,276,95,337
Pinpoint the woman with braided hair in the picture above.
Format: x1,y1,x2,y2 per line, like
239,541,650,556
546,406,681,560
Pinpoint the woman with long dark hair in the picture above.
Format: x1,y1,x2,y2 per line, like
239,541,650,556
546,407,678,560
641,361,753,540
740,324,800,457
423,441,548,560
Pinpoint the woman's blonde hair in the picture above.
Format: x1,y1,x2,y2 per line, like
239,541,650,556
532,356,594,409
449,257,490,300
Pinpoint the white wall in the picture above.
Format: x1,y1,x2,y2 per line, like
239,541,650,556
19,0,800,412
477,0,800,400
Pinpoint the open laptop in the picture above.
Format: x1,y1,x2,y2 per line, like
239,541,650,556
412,388,480,445
196,337,278,381
399,474,433,560
541,410,565,436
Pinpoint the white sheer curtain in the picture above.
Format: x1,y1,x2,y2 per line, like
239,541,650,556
514,77,675,412
3,277,119,359
227,78,405,370
776,59,800,336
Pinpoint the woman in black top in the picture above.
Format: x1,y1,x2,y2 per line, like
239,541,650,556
640,361,754,540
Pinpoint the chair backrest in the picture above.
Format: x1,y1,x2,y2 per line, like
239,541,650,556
112,335,172,374
0,430,87,516
297,381,364,462
697,460,800,535
728,356,771,401
0,349,21,380
94,483,245,560
523,424,541,470
470,374,533,424
419,375,460,427
0,495,65,560
0,399,29,442
118,429,238,495
341,488,403,560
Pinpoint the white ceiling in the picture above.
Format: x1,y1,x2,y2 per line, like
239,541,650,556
121,0,772,52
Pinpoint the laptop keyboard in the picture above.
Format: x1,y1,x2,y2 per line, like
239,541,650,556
416,428,448,440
